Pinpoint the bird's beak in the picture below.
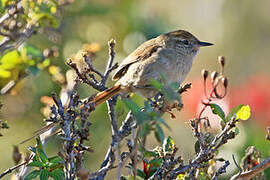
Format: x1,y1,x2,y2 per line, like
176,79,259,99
198,41,214,47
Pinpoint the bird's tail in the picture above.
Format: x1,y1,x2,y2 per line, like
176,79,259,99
92,84,122,105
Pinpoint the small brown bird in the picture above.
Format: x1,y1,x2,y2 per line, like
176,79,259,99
92,29,213,105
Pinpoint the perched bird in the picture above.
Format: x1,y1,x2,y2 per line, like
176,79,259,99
92,29,213,105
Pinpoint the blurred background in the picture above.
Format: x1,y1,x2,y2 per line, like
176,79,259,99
1,0,270,179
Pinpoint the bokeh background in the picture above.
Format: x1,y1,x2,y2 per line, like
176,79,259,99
1,0,270,179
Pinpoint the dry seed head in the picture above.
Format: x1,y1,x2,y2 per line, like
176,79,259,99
108,39,116,47
218,56,226,67
211,71,219,82
12,146,22,164
221,77,228,88
201,69,209,80
8,6,17,15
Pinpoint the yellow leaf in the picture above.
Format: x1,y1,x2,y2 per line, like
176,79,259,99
236,105,251,120
1,50,21,65
48,65,60,75
177,173,187,180
0,69,11,78
50,6,57,14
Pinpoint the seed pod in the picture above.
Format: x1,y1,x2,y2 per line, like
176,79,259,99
43,48,53,58
77,168,89,180
218,56,226,67
266,127,270,141
8,6,17,15
211,71,218,82
52,47,59,57
13,146,22,164
201,69,208,80
17,22,22,28
221,77,228,88
8,20,16,30
108,39,116,47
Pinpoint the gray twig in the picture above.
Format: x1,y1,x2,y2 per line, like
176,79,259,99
0,161,28,179
211,160,230,180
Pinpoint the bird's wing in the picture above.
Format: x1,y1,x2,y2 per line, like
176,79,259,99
112,38,163,81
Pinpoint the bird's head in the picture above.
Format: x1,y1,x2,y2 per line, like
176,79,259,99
163,29,213,57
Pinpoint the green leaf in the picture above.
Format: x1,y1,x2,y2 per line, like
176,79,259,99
49,169,65,180
154,124,165,143
28,161,44,168
163,136,175,152
149,158,162,167
157,117,170,130
161,85,180,102
170,82,180,90
235,105,251,120
150,79,162,91
143,150,158,158
42,59,51,67
34,12,59,28
25,170,40,180
40,169,49,180
28,66,40,76
28,146,37,153
226,104,244,122
24,45,43,61
210,103,225,121
48,156,62,164
139,122,151,138
37,148,49,163
0,121,9,129
194,140,200,154
137,169,146,179
235,127,240,135
123,99,149,124
123,98,140,115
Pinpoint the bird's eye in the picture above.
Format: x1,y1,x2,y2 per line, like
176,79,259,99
182,39,189,45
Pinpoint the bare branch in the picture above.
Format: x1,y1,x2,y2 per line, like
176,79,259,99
211,160,230,180
0,161,28,179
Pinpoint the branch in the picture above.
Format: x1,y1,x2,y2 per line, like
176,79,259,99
230,156,270,180
0,158,30,179
211,160,230,180
0,23,36,54
89,112,135,179
101,39,117,85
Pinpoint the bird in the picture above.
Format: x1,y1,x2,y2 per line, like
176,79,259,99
92,29,213,105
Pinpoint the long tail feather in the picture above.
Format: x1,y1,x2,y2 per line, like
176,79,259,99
19,122,57,144
92,84,122,105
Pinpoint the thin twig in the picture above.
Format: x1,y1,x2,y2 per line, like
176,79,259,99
0,161,28,179
211,160,230,180
101,39,117,85
89,112,135,179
